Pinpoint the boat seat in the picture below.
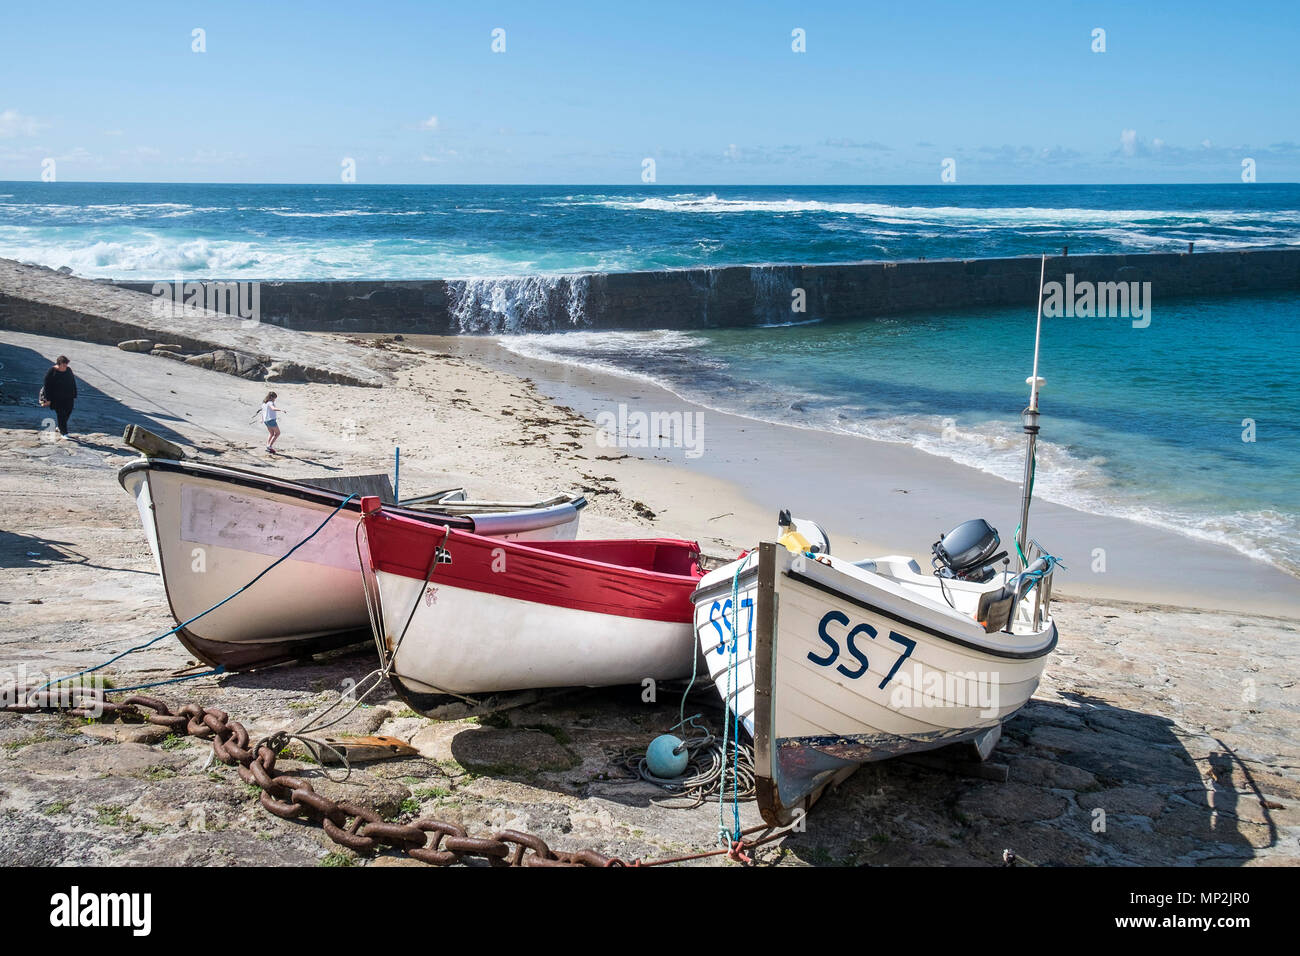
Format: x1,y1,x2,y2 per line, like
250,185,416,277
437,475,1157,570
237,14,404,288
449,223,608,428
854,555,922,577
976,584,1016,633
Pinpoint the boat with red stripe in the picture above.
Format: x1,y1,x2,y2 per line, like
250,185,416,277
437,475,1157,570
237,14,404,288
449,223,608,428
357,497,706,715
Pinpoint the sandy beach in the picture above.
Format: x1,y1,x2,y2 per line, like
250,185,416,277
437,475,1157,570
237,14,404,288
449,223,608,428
1,324,1297,867
432,334,1300,617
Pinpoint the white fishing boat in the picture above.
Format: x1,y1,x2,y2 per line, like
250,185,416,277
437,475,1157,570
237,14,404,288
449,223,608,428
691,256,1063,824
400,488,584,514
120,458,586,670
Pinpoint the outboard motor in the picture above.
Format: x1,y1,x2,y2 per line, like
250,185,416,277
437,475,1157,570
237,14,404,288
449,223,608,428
932,518,1006,583
777,509,831,555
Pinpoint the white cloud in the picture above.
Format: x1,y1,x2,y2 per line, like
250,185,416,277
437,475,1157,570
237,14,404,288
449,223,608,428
0,109,45,138
419,115,439,130
977,143,1084,164
1201,138,1212,148
1120,128,1138,156
723,143,740,160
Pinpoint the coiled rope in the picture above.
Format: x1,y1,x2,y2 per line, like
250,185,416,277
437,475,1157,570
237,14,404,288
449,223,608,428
611,548,763,821
615,712,756,809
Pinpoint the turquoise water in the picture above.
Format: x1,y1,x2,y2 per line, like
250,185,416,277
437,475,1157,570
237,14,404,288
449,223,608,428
0,182,1297,279
501,292,1300,574
2,181,1296,572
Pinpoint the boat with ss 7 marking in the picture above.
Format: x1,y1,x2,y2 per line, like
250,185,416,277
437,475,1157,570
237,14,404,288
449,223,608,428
693,535,1058,824
693,255,1063,824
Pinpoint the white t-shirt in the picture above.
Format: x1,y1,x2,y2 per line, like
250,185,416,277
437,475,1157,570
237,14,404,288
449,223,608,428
261,402,278,422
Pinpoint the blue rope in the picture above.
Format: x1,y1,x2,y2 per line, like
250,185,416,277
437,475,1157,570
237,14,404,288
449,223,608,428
104,667,226,694
1015,446,1037,567
1018,553,1064,597
33,493,358,696
722,551,751,845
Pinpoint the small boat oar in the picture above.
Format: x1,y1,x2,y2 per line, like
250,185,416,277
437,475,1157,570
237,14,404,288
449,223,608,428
315,735,420,764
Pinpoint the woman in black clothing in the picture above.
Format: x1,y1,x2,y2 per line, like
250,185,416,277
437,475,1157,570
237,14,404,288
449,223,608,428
41,355,77,438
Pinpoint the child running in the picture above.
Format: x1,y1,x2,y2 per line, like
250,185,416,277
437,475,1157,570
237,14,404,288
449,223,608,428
251,391,285,453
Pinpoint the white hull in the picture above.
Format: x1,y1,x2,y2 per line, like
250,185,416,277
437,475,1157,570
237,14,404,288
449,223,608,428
693,543,1056,822
374,570,695,696
120,459,583,668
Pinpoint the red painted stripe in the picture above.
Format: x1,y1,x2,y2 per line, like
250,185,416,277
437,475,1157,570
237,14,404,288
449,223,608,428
362,510,705,623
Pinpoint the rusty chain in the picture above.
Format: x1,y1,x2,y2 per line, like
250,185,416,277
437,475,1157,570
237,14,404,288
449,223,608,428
6,687,624,867
4,687,794,867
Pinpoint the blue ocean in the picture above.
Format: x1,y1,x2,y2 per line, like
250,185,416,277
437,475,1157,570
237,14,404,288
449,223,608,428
1,182,1297,573
1,182,1297,279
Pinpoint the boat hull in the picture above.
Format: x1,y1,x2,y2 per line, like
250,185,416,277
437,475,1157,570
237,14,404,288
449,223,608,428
359,506,703,710
693,543,1057,824
120,459,585,670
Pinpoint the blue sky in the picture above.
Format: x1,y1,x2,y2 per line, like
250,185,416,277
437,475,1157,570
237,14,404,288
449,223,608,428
1,0,1296,184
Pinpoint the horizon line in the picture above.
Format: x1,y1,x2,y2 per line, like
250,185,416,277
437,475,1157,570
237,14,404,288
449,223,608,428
2,180,1297,188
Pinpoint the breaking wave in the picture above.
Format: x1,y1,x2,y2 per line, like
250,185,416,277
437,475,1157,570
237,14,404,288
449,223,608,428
446,274,593,333
3,183,1298,278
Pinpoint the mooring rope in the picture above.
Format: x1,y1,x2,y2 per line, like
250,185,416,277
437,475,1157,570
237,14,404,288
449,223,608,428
614,713,756,809
102,669,226,693
20,490,385,785
266,516,459,782
1014,446,1037,568
718,550,754,846
28,493,360,700
354,518,476,707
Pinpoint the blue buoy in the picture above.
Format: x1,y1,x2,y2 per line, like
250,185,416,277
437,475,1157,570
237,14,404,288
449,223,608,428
646,734,689,778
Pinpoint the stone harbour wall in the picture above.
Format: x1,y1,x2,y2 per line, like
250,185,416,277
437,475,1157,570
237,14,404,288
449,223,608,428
108,247,1300,335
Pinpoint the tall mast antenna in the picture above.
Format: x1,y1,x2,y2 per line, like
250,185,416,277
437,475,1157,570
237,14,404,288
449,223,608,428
1015,255,1048,570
